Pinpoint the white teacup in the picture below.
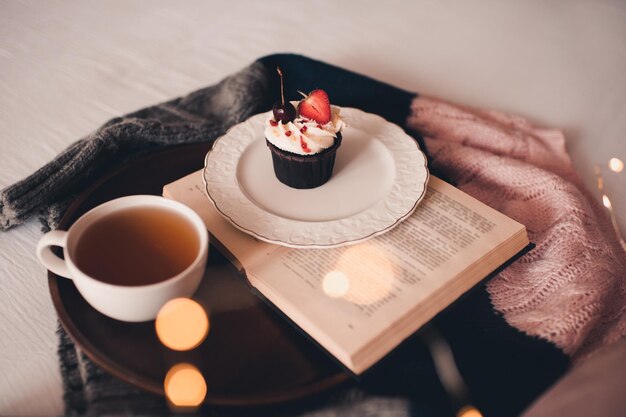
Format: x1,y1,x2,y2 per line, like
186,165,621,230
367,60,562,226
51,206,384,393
37,195,208,322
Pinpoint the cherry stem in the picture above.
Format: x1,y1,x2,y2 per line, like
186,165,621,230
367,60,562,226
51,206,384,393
277,66,285,106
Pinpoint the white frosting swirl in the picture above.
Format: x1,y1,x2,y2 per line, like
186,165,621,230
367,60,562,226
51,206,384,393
264,104,345,155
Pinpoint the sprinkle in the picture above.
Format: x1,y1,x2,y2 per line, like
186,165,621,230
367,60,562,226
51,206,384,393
300,136,311,153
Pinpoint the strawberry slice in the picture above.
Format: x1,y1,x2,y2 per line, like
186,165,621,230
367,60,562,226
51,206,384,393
297,89,331,124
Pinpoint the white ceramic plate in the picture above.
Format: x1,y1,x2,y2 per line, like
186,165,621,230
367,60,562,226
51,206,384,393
203,108,429,248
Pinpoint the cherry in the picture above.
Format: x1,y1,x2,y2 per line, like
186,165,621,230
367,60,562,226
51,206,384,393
273,102,296,124
272,67,296,124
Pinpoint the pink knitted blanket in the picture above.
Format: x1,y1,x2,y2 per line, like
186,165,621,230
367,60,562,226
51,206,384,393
406,96,626,360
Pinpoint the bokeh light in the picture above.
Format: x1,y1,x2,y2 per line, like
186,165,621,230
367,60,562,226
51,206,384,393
608,157,624,173
335,243,395,305
457,405,483,417
602,194,612,209
156,298,209,351
164,363,207,407
322,271,350,298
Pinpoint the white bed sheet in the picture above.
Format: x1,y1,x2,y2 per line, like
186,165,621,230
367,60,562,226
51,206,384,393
1,0,625,415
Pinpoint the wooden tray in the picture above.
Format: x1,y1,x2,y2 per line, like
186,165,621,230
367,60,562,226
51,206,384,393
49,143,349,407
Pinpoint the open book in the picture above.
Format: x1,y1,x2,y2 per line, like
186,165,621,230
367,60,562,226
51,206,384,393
163,171,529,374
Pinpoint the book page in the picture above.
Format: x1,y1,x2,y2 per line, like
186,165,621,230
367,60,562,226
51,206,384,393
247,176,526,364
164,171,527,372
163,171,276,270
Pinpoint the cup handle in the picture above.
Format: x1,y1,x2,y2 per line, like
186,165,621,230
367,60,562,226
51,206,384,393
36,230,72,279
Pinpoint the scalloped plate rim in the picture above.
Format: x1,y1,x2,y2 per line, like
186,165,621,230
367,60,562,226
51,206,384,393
202,108,429,249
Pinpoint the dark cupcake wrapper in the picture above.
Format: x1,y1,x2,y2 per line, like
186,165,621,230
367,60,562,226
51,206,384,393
266,132,342,189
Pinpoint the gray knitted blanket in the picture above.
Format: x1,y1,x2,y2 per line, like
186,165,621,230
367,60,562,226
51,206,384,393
0,62,267,233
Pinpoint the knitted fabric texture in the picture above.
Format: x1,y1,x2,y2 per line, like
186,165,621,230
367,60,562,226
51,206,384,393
407,95,626,359
0,63,269,231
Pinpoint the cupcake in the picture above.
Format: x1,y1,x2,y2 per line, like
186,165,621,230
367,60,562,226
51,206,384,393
265,68,345,189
